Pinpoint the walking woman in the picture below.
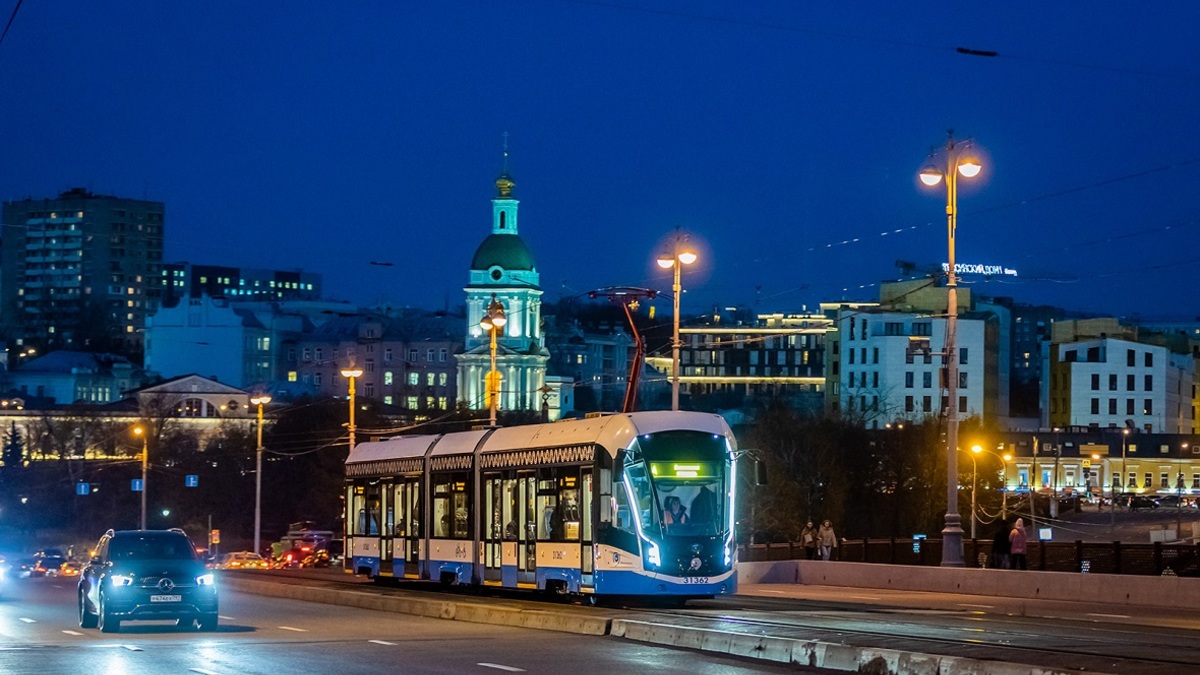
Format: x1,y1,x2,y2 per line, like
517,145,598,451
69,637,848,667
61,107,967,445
818,520,838,561
1009,517,1028,570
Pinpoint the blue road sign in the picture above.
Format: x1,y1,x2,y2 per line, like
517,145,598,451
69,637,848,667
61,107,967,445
185,474,199,488
76,482,90,495
131,478,144,492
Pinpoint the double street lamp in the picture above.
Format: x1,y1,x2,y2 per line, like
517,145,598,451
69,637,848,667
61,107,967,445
340,367,363,450
479,294,507,427
656,234,697,412
965,444,1013,540
132,425,148,530
919,130,982,567
250,394,271,556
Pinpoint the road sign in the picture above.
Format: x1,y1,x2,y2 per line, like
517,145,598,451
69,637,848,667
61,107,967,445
185,474,199,488
131,478,144,492
76,482,90,495
211,529,221,544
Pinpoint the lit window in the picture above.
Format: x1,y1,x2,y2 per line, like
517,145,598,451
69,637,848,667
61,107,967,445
288,371,297,382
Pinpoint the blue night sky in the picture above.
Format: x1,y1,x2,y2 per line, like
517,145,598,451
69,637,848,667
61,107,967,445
2,2,1198,320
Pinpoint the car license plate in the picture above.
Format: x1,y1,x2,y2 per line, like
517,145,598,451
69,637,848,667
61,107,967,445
150,594,182,602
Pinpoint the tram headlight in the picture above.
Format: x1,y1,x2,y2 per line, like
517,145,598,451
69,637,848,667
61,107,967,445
647,541,661,568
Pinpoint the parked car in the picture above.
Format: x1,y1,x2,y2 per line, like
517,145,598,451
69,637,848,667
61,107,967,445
78,528,218,633
40,556,66,576
216,551,269,570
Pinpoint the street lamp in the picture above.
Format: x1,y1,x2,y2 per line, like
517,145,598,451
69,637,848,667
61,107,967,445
479,294,507,427
657,233,697,412
250,394,271,556
919,130,982,567
132,425,148,530
968,445,982,540
340,367,363,450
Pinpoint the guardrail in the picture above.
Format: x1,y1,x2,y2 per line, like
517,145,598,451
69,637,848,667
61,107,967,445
739,539,1200,576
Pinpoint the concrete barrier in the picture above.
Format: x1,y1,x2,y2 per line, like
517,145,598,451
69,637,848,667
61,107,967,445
738,559,1200,608
611,619,1113,675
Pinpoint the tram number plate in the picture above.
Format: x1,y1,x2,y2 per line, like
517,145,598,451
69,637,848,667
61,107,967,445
684,576,709,585
150,594,181,602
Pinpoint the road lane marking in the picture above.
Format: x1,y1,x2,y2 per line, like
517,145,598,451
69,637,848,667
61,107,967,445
278,626,308,632
61,630,84,636
190,669,220,675
219,615,235,620
369,640,398,646
478,664,525,672
847,595,882,600
957,603,994,609
122,645,143,651
1087,612,1131,619
19,618,36,623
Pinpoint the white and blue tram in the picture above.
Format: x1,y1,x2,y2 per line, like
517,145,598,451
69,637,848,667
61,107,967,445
344,410,738,600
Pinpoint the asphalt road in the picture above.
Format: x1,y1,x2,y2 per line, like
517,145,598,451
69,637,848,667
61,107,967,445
0,575,803,675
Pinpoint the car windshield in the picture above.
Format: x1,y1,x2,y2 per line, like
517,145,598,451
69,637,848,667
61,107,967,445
110,536,196,561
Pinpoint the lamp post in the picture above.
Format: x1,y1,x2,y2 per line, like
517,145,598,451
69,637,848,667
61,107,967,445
967,445,981,540
250,394,271,556
657,234,697,412
340,367,363,450
133,426,148,530
479,294,507,427
919,130,982,567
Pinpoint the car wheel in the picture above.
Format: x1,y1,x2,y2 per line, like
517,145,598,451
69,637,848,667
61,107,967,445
78,590,98,628
198,614,218,632
98,592,120,633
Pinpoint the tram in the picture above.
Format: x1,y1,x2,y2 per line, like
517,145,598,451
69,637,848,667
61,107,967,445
344,410,738,601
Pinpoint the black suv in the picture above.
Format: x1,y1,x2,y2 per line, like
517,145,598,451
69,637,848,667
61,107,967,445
78,529,218,633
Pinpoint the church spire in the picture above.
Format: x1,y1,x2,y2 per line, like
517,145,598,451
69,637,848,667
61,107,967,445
496,131,514,198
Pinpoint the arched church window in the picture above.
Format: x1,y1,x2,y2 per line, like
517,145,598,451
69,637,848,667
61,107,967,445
499,211,506,229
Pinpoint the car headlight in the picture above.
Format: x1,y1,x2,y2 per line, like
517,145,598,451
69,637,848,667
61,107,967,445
196,573,215,586
110,574,135,586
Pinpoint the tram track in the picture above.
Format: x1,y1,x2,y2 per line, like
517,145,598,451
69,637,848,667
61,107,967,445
244,571,1198,675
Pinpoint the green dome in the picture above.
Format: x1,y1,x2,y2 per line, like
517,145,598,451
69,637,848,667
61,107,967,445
471,233,537,272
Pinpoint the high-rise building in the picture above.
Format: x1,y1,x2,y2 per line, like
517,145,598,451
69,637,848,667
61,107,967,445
1,188,165,354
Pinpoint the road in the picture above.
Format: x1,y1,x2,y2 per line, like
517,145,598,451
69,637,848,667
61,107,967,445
0,575,801,675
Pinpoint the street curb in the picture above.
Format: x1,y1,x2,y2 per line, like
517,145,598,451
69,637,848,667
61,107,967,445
224,576,1113,674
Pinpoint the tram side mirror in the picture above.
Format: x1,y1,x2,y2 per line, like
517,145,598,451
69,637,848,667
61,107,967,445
755,459,768,486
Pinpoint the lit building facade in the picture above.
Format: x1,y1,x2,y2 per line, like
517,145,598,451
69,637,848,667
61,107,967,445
161,263,321,305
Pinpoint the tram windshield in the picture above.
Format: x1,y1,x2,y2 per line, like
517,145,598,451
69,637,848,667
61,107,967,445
622,430,732,538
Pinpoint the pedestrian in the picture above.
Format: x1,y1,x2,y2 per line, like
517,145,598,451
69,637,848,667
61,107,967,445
800,520,818,560
991,518,1011,569
1009,517,1028,570
818,519,838,561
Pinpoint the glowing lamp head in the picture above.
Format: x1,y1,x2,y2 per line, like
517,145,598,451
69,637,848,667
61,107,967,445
656,256,675,269
957,159,982,178
250,395,271,406
971,445,982,455
678,251,697,265
340,368,363,379
919,165,943,186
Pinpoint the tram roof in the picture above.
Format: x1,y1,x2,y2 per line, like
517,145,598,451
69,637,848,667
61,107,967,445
345,411,734,465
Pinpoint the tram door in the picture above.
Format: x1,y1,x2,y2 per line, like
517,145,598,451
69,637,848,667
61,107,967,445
483,473,503,582
580,468,594,587
517,470,537,584
379,482,394,575
394,478,421,577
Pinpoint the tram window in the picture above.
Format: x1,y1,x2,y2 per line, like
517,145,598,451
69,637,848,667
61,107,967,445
612,475,635,535
598,467,612,524
433,480,451,538
452,491,469,538
523,475,536,542
624,461,655,530
581,472,593,541
393,486,405,536
385,505,395,536
351,491,367,535
503,478,518,539
536,475,558,541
